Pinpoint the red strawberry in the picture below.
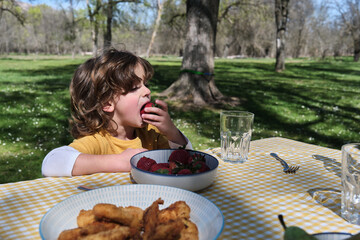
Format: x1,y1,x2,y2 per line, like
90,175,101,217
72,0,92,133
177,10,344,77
140,102,155,115
150,163,170,172
154,168,171,175
177,169,192,175
192,161,210,173
169,161,177,170
168,149,191,165
137,157,156,171
169,161,183,174
189,153,206,164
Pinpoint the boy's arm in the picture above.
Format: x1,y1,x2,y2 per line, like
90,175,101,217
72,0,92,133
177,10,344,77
71,148,146,176
168,130,193,150
42,146,147,177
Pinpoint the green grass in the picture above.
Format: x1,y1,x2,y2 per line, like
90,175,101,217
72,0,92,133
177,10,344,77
1,55,359,183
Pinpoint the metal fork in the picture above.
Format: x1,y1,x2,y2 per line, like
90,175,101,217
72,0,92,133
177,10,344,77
270,153,300,174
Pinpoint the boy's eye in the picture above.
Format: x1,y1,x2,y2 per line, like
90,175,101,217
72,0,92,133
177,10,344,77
130,86,140,91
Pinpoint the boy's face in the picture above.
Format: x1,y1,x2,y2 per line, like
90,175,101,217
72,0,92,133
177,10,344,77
109,64,151,130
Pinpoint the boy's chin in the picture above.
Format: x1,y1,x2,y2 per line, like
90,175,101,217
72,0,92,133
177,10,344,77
140,121,148,128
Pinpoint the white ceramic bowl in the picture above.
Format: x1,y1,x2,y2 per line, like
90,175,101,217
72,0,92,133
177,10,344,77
130,149,219,192
312,232,352,240
39,185,224,240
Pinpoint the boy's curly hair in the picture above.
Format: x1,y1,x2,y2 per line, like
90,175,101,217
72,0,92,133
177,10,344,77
69,49,154,139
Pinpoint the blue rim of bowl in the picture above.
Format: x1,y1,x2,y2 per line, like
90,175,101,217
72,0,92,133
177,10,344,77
130,149,219,177
39,184,224,240
312,232,352,236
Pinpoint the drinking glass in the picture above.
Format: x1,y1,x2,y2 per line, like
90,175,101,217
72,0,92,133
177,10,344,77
341,143,360,225
220,111,254,163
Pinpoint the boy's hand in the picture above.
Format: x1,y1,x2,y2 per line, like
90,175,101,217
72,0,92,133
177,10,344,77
117,148,148,170
141,99,187,146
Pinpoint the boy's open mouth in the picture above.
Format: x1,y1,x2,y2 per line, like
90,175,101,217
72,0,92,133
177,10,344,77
140,102,154,115
140,102,153,114
140,103,147,113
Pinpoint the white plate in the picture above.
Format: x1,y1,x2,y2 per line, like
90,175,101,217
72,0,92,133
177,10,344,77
312,232,352,240
39,184,224,240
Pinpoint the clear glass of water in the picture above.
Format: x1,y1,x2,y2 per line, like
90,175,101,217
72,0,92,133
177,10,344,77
341,143,360,225
220,111,254,163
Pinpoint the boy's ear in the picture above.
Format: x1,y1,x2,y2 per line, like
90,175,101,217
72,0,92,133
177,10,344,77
102,101,115,113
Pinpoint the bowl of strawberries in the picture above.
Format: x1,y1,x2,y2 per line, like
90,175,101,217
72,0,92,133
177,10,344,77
130,149,219,192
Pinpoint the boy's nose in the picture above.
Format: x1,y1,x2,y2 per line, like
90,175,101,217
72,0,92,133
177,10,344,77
144,85,151,96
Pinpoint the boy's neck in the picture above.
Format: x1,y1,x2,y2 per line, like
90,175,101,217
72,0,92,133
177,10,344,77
113,126,136,140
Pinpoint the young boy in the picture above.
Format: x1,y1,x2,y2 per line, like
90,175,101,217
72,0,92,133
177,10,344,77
42,49,192,177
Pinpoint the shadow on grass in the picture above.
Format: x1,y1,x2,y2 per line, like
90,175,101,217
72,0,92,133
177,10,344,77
1,57,360,183
0,63,76,183
152,59,360,150
2,63,79,91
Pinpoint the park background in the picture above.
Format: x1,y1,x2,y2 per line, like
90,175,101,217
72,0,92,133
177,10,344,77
0,0,359,183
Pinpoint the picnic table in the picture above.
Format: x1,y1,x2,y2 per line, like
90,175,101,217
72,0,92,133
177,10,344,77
1,137,360,239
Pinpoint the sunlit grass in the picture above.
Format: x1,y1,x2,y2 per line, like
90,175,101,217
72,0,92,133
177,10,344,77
1,55,359,183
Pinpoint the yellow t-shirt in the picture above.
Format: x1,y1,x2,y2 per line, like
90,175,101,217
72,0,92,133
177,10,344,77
69,125,170,154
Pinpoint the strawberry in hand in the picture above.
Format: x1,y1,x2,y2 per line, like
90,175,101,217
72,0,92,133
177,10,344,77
140,102,155,115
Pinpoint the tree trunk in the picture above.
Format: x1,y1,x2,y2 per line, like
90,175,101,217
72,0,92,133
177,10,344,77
87,0,102,57
69,0,77,59
161,0,226,106
354,38,360,62
295,27,303,58
146,0,164,58
92,19,99,56
275,0,289,72
103,0,140,51
103,0,113,50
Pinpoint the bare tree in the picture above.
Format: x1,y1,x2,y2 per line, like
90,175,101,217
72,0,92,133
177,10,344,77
103,0,140,50
0,0,354,60
63,0,77,57
333,0,360,61
161,0,227,106
103,0,113,49
87,0,102,56
288,0,314,58
156,0,186,56
275,0,289,72
217,0,274,58
146,0,165,58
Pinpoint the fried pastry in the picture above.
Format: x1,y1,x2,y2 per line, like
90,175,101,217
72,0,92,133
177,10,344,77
151,219,185,240
158,201,190,223
179,219,199,240
142,198,163,240
78,226,132,240
58,198,199,240
57,222,120,240
77,209,97,227
92,203,143,230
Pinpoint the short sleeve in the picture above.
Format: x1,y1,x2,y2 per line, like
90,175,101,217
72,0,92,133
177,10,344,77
41,146,80,177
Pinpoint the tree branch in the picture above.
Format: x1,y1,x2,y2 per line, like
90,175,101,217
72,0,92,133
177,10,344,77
167,13,186,25
0,7,25,25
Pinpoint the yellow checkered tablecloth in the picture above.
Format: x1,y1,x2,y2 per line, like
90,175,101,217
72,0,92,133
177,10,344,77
1,137,360,239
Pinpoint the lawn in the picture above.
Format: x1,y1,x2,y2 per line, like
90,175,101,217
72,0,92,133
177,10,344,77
0,55,359,183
